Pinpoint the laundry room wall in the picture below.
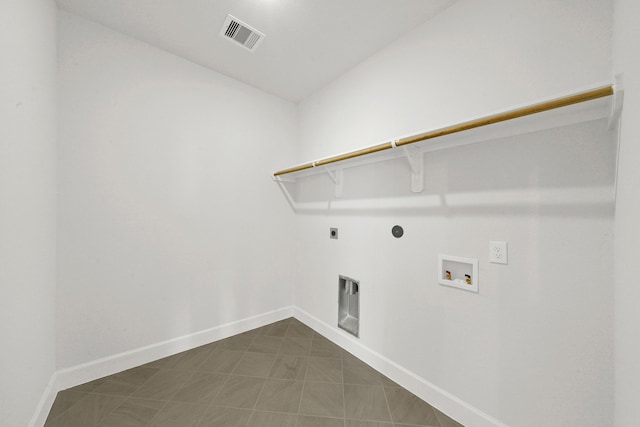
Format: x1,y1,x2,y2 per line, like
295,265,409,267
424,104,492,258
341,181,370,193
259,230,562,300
292,1,614,426
57,11,298,370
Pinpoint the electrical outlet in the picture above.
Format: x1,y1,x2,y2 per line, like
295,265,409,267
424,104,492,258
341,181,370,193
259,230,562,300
489,241,508,264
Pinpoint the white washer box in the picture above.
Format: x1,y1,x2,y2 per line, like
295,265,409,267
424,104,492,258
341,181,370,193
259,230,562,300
438,254,479,293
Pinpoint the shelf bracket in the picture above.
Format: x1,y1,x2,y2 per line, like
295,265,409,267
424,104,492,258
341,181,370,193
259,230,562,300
273,175,298,211
325,167,344,198
402,146,424,193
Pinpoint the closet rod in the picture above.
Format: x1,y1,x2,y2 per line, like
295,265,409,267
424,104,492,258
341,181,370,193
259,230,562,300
273,85,614,177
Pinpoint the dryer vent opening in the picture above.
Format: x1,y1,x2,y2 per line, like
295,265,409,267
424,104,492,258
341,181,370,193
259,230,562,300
338,275,360,338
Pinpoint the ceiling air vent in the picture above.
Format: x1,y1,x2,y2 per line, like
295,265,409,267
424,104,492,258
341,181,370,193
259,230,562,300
220,15,265,52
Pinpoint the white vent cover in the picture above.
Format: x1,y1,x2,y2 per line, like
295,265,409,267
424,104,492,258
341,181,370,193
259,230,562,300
220,15,265,52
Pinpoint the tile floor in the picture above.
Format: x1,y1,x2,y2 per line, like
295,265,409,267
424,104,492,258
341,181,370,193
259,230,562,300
44,318,464,427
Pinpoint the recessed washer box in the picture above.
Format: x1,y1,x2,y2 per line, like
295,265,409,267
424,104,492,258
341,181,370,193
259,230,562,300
438,254,478,293
338,275,359,337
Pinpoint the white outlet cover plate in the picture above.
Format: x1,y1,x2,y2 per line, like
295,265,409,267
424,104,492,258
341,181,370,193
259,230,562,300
489,241,508,264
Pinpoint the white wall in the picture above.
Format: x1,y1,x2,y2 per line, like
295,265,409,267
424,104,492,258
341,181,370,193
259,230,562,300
295,1,614,426
57,11,297,369
0,1,57,426
612,0,640,425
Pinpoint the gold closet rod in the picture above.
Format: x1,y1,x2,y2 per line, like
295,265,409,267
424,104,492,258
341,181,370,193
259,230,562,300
273,85,614,177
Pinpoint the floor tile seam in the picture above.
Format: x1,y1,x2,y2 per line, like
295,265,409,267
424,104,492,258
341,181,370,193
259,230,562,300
343,382,388,389
340,356,347,427
432,409,455,427
175,399,215,427
309,354,342,360
81,394,136,427
382,387,438,427
382,382,400,425
382,378,395,425
391,423,438,427
249,408,307,416
178,347,217,371
203,363,239,411
341,356,347,421
169,371,231,406
141,399,171,427
243,348,282,356
248,346,281,417
143,366,203,374
44,390,93,425
132,369,197,409
124,364,176,399
295,343,312,416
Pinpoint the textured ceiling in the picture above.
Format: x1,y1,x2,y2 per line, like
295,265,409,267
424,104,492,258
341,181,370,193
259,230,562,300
57,0,456,102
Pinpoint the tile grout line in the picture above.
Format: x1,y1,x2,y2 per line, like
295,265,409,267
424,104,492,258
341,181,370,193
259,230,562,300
143,368,199,426
185,322,273,427
341,355,346,427
246,318,292,426
294,323,314,426
382,383,396,427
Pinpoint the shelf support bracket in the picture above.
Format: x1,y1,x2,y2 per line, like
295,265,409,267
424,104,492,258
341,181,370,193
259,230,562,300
325,167,344,198
402,147,424,193
273,175,298,211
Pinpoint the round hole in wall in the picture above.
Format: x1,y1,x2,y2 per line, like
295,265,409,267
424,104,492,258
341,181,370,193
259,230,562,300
391,225,404,238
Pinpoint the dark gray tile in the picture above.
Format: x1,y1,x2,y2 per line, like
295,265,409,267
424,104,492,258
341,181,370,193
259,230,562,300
297,415,345,427
269,354,308,380
213,375,266,409
280,337,312,356
91,367,159,396
232,352,276,377
310,336,342,359
148,402,207,427
130,369,193,401
247,411,297,426
196,406,252,427
286,320,315,338
97,398,164,427
341,350,360,362
259,319,291,337
384,387,440,426
44,412,72,427
343,359,385,386
199,349,243,373
299,382,344,418
218,332,256,351
434,407,465,427
67,377,109,393
144,352,184,369
172,344,217,371
45,390,87,423
46,323,459,427
306,357,342,383
171,372,227,404
345,420,393,427
249,335,283,354
379,375,400,388
344,385,391,422
64,393,126,426
255,379,303,413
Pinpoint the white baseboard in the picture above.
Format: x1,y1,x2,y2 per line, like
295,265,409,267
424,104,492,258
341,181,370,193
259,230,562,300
29,306,294,427
30,305,504,427
29,372,60,427
292,307,507,427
